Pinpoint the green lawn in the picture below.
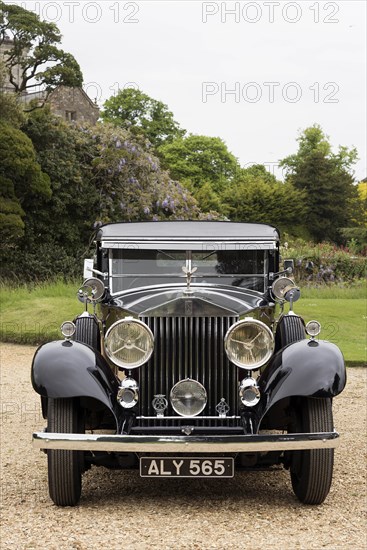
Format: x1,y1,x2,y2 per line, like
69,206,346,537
294,299,366,366
0,281,365,366
0,281,82,346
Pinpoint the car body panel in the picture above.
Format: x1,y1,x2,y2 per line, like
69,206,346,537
256,338,346,429
97,220,280,242
31,340,120,426
104,285,270,318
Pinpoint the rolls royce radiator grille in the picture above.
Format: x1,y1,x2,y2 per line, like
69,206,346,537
138,316,239,427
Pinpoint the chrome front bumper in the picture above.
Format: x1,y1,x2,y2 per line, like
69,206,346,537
33,431,339,453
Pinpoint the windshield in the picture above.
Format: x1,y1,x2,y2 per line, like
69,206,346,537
109,249,268,294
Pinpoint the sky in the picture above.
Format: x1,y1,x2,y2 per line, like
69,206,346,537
14,0,367,181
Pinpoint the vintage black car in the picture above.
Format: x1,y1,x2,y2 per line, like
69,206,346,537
32,221,346,506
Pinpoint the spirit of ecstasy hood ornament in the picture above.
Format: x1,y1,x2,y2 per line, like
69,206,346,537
182,264,197,293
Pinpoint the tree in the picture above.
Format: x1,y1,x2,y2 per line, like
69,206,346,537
242,164,278,185
357,179,367,227
102,88,185,148
87,123,198,223
222,167,306,234
280,125,359,242
0,174,26,246
0,70,25,125
1,108,200,281
0,88,25,245
339,179,367,253
0,1,83,101
158,134,239,214
0,117,50,250
21,106,95,256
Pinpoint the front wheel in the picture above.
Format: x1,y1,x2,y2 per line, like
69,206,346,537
47,398,84,506
290,397,334,505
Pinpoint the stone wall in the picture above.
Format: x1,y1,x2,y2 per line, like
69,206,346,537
0,39,25,93
47,86,100,125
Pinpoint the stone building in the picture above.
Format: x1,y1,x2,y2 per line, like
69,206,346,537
0,36,28,93
1,37,99,124
20,86,100,125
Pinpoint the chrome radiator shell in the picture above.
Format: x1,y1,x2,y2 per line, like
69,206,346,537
138,316,239,427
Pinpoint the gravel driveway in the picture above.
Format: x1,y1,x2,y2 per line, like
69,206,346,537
0,343,366,550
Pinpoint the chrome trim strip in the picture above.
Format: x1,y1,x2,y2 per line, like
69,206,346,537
136,416,241,420
109,281,265,299
102,241,277,250
33,431,339,452
108,274,267,278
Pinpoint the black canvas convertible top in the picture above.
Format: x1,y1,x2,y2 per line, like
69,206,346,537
96,221,280,242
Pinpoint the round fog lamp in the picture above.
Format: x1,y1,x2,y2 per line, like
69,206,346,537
306,320,321,337
117,378,139,409
61,321,76,339
170,379,207,417
239,378,260,407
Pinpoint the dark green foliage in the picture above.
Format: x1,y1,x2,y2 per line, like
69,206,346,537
0,121,51,201
280,125,360,243
22,107,96,249
4,242,86,281
102,88,185,148
221,166,307,234
0,1,83,97
0,117,50,251
1,109,199,281
158,134,239,194
0,88,25,126
194,182,224,213
0,175,25,245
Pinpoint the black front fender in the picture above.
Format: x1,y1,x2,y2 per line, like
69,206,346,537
31,340,120,424
258,339,346,422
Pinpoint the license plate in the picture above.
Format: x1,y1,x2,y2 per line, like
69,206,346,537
140,457,234,478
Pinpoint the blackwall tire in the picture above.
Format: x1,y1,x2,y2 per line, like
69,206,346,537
290,397,334,505
47,398,84,507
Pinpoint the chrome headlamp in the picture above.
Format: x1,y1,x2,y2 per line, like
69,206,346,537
225,318,274,370
105,318,154,369
170,379,207,417
271,276,300,303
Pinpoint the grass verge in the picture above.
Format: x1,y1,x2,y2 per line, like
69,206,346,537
1,281,365,366
0,280,82,346
294,299,366,367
